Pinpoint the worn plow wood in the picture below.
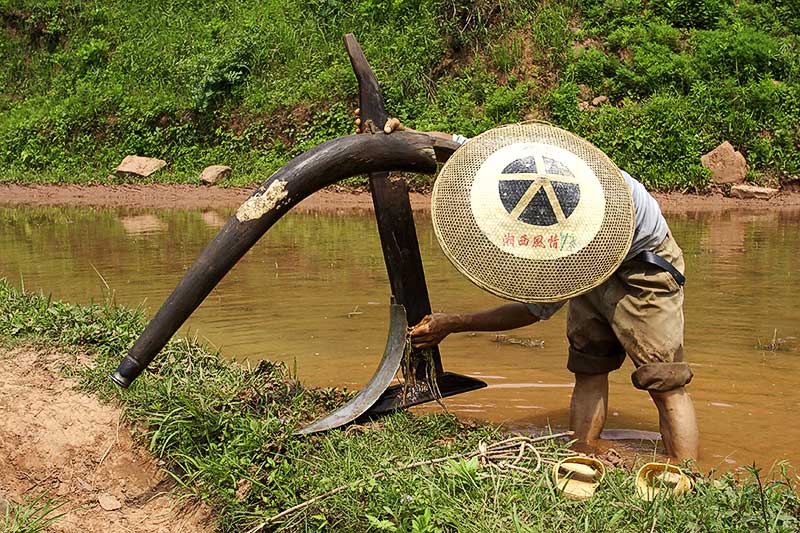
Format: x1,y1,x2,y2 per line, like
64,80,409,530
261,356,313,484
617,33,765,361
110,131,441,388
339,35,485,423
110,33,485,435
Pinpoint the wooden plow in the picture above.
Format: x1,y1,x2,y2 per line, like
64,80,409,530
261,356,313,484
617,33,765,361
110,34,486,434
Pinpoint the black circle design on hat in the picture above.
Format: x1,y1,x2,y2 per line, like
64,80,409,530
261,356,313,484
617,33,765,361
498,156,581,226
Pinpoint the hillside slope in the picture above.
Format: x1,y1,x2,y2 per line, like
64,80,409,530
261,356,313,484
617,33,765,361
1,0,798,189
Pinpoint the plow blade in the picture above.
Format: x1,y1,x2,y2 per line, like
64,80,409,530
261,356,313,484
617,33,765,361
296,304,408,435
297,304,487,434
366,373,487,416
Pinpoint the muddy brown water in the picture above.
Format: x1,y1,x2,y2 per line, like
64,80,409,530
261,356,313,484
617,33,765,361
1,205,798,472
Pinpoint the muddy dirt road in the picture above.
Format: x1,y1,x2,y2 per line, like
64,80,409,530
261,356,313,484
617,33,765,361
1,183,799,212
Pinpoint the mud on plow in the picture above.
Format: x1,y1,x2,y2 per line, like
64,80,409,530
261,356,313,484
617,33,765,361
110,34,486,434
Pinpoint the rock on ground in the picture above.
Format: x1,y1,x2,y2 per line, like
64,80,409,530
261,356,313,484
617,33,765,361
199,165,232,185
98,493,122,511
701,142,748,185
115,156,167,178
0,346,215,533
729,184,779,200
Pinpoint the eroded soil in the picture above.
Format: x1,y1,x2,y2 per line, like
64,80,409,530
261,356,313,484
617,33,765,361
0,345,215,532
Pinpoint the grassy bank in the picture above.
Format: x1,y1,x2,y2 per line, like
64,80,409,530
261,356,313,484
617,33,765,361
1,278,799,531
0,492,65,533
1,0,798,190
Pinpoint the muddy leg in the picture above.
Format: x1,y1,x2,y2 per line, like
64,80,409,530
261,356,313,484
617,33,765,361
649,386,699,461
570,372,609,448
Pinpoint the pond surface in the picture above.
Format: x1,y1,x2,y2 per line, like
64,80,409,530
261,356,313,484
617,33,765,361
1,204,798,471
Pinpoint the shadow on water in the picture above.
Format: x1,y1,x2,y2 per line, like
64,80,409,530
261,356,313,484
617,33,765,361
1,205,799,471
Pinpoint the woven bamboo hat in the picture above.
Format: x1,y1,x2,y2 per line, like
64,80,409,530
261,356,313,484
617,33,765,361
431,122,635,303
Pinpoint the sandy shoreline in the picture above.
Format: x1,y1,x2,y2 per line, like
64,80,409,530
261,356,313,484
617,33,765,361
1,183,799,214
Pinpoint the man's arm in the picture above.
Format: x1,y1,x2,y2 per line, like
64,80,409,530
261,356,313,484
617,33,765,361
409,303,539,348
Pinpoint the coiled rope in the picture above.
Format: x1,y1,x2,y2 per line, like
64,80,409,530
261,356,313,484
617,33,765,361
246,431,573,531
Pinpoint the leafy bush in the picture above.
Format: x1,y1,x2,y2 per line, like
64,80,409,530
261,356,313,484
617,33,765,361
0,0,797,189
692,28,788,82
649,0,732,29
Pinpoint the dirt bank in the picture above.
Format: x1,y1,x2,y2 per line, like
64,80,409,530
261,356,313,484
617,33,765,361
1,183,799,213
0,184,430,212
0,345,215,533
650,191,800,214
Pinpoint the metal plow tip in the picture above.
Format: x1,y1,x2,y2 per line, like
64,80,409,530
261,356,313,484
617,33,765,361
295,304,408,435
366,372,487,416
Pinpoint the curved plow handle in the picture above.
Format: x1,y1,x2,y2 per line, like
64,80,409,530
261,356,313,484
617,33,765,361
111,131,439,387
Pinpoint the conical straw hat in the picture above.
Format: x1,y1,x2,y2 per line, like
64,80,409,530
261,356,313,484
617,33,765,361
432,122,635,303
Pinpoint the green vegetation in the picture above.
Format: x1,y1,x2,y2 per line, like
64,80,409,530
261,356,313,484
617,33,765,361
2,277,800,532
0,0,797,190
0,491,65,533
756,328,798,352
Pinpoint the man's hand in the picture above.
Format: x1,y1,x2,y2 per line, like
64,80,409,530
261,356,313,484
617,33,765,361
409,313,463,348
410,304,540,349
354,108,407,134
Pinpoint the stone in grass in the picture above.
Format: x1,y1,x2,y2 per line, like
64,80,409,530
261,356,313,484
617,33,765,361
730,184,779,200
97,493,122,511
200,165,232,185
701,142,748,185
115,155,167,178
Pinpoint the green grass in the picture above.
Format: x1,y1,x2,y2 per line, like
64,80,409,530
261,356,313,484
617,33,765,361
2,277,800,532
0,491,65,533
0,0,797,190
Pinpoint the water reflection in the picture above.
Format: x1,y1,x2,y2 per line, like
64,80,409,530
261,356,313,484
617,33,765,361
0,205,798,471
119,214,166,236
